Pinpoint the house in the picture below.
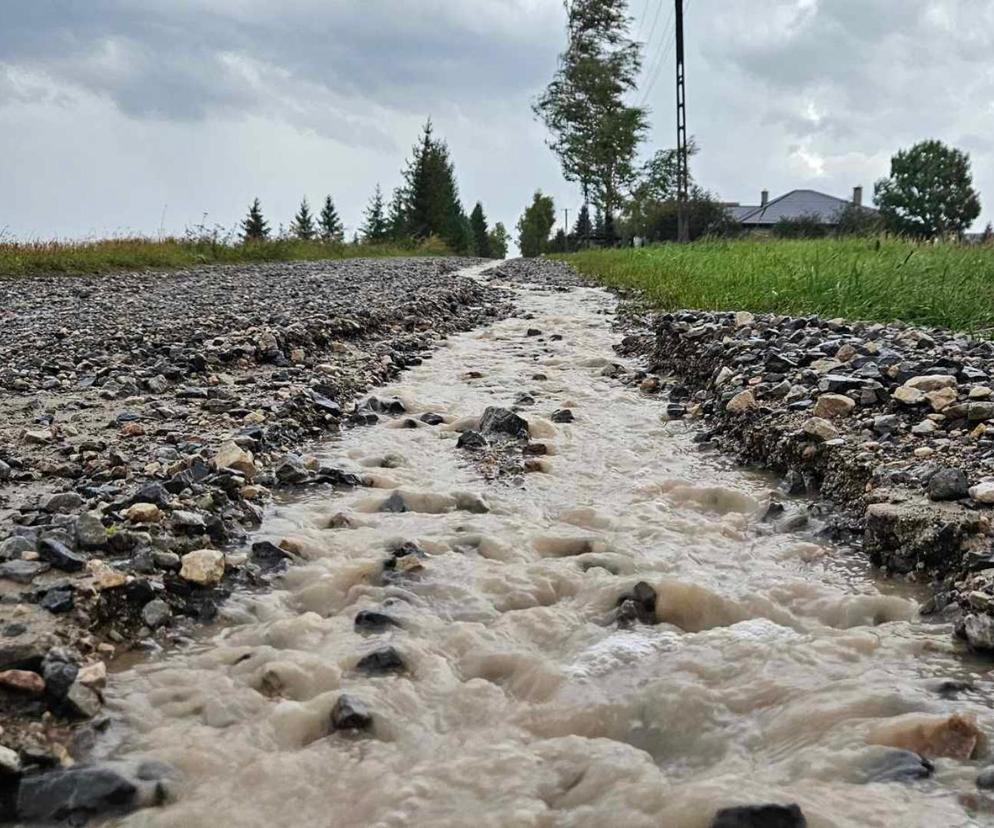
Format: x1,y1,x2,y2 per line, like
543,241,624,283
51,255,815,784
726,187,876,231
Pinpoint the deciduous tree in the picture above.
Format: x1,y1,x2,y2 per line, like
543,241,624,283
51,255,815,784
517,191,556,258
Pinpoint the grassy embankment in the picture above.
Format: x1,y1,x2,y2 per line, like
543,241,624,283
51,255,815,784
0,236,451,279
563,237,994,334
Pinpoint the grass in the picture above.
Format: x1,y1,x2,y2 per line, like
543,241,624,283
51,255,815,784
0,235,451,279
562,237,994,334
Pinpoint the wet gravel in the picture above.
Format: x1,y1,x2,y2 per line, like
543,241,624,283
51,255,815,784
0,257,508,767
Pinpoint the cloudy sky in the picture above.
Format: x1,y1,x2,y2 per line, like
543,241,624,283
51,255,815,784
1,0,992,243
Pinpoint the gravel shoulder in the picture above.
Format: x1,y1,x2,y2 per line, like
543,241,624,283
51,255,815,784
0,257,509,768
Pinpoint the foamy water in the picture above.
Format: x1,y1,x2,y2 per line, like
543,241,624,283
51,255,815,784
93,265,994,827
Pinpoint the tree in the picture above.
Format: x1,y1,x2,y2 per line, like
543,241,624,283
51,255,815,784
361,184,389,242
833,203,883,237
517,191,556,258
571,204,593,247
241,198,270,242
534,0,647,229
398,119,470,252
469,202,492,257
386,187,409,241
874,139,982,238
319,196,344,242
489,222,510,259
290,197,316,240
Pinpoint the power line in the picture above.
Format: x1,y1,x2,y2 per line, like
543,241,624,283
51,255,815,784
639,6,677,107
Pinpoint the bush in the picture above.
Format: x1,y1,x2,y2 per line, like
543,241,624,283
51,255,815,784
772,214,829,239
626,196,735,244
834,204,883,237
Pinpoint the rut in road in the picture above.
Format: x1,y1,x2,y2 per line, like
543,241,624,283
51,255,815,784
98,266,992,827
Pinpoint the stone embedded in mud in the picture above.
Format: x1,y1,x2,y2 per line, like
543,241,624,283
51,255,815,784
0,560,49,584
354,609,400,632
928,468,969,501
802,416,839,442
37,538,87,573
970,482,994,504
867,712,983,760
479,406,529,439
0,669,45,695
14,766,140,823
726,390,756,414
457,430,487,450
212,441,256,479
356,646,405,674
812,393,855,419
124,503,162,524
179,549,225,586
330,694,373,732
710,804,806,828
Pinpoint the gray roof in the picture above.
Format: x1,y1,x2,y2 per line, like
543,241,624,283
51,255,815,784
737,189,875,226
727,204,759,221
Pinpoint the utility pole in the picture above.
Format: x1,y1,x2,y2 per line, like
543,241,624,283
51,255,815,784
675,0,690,243
564,208,569,251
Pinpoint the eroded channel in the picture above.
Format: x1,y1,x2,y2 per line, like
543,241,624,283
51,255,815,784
85,272,994,827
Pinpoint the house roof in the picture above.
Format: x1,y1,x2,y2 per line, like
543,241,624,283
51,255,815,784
737,189,875,226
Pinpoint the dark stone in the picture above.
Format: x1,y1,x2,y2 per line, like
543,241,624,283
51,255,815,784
379,492,408,513
40,587,74,614
37,538,87,573
356,647,405,675
310,391,342,417
130,483,171,508
250,541,292,572
927,467,969,501
977,765,994,790
479,406,529,439
354,610,400,632
366,397,406,415
42,653,79,702
551,409,574,423
456,430,487,450
275,453,311,484
15,766,138,823
330,695,372,731
0,560,49,584
420,413,444,426
616,581,657,626
710,804,806,828
526,328,542,337
861,749,934,783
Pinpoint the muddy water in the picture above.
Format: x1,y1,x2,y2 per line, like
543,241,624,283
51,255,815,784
100,270,994,827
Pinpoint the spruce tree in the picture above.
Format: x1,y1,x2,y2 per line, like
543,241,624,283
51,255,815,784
488,223,510,259
319,196,344,242
290,197,316,240
469,202,492,257
572,204,593,247
361,184,389,242
241,198,270,242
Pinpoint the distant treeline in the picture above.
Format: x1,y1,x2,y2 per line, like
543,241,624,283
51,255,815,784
238,120,509,259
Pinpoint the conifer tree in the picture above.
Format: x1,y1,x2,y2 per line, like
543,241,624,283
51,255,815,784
469,202,492,257
241,198,270,242
361,184,389,242
386,187,409,241
319,196,344,242
572,204,593,247
290,197,316,240
488,222,510,259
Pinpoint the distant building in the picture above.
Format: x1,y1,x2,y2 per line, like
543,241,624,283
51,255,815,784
726,187,876,232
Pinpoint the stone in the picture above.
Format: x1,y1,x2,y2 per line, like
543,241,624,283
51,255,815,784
0,560,48,584
76,512,107,548
710,804,806,828
0,459,10,481
250,541,293,572
812,393,855,419
456,430,487,450
479,406,529,439
911,419,938,436
24,429,54,444
872,414,900,435
124,503,161,524
420,413,444,426
171,510,206,533
0,745,21,775
42,653,78,701
970,385,993,399
905,374,957,392
78,660,107,689
213,441,257,479
65,681,102,718
40,587,74,614
275,453,310,484
867,713,982,760
802,417,839,442
963,613,994,651
969,482,994,504
356,647,405,674
0,668,45,695
926,387,958,412
37,538,87,573
714,366,735,387
551,409,574,423
42,492,85,513
15,766,139,822
734,311,754,327
977,766,994,790
330,694,373,731
354,610,400,632
725,390,756,414
927,468,969,501
861,749,934,783
1,536,34,559
87,560,127,590
179,549,225,586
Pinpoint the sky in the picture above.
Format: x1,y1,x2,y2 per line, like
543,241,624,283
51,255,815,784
1,0,992,243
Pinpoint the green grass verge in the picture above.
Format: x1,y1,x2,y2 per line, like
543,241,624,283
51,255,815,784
0,236,452,279
562,237,994,334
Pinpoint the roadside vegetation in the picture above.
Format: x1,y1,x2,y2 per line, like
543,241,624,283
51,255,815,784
563,237,994,333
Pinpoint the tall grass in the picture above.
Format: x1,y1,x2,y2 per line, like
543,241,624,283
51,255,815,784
0,235,452,279
563,237,994,334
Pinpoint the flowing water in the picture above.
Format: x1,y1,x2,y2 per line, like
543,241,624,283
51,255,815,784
95,266,994,827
